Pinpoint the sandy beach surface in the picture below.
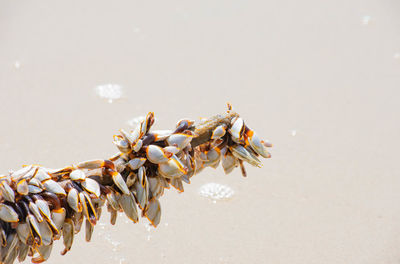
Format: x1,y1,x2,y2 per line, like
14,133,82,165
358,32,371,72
1,0,400,263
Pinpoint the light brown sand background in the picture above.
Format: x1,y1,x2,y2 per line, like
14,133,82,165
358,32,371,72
1,0,400,263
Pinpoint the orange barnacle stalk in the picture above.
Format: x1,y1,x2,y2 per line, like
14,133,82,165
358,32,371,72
0,105,271,263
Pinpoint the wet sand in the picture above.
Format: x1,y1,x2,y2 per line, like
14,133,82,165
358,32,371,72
1,0,400,263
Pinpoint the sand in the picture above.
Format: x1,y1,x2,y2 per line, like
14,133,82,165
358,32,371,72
0,0,400,263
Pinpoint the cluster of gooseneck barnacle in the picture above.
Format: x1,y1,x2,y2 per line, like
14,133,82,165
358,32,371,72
0,107,271,264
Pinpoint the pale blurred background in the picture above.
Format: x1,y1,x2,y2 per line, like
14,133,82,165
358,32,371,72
1,0,400,263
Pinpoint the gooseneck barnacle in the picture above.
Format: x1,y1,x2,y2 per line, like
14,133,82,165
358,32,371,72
0,105,271,264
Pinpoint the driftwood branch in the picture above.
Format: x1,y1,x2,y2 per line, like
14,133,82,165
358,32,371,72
191,111,239,148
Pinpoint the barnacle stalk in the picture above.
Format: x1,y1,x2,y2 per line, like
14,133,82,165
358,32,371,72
0,106,271,264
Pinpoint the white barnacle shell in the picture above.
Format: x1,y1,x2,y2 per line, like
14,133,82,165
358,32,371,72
170,154,188,172
132,139,143,152
118,193,138,223
140,112,155,136
133,180,148,210
221,151,238,174
29,202,43,223
145,199,161,227
38,220,53,246
166,133,194,149
35,199,51,221
128,158,146,170
27,214,42,244
113,136,130,153
0,204,19,222
19,242,29,262
148,177,163,200
73,212,83,233
126,172,136,188
175,118,194,129
81,178,101,198
113,158,128,173
229,117,245,142
3,233,19,263
17,179,29,195
62,219,74,254
158,158,187,179
119,129,139,146
230,144,261,168
43,179,66,195
247,130,271,158
28,185,43,194
16,223,31,243
170,178,184,192
80,193,98,226
51,208,66,231
69,169,86,181
111,171,130,195
33,242,53,263
211,125,227,140
29,178,43,188
67,188,81,213
152,130,173,141
11,165,34,181
34,168,51,182
0,181,15,202
137,167,148,191
203,148,221,168
145,145,170,164
163,146,180,155
106,191,120,211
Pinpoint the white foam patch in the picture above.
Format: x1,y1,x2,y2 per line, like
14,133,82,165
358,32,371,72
14,61,21,69
95,84,123,103
199,183,234,201
362,15,371,25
